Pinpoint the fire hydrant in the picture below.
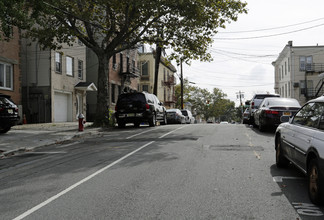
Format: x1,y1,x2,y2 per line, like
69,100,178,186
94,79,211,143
78,113,86,131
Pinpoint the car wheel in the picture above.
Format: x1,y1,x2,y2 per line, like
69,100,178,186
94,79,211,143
275,135,289,168
149,113,156,127
0,126,11,134
117,121,126,128
160,113,167,125
258,117,265,132
308,159,323,205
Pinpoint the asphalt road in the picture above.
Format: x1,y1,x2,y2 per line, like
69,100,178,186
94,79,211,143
0,124,323,219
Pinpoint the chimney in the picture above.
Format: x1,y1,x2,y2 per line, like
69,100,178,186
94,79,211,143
287,41,293,47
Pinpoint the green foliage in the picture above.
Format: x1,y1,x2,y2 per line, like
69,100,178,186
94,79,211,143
0,0,247,126
175,79,236,121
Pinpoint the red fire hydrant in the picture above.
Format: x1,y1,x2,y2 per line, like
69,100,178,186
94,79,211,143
78,113,86,131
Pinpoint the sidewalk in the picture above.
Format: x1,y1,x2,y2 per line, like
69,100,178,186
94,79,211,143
0,122,102,157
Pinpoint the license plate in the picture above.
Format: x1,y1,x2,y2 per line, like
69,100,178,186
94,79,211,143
127,113,135,117
8,109,13,114
283,112,291,116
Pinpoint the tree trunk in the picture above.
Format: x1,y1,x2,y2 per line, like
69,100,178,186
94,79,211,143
153,44,162,96
94,53,110,127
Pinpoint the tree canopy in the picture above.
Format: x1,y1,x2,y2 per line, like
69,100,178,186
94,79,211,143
0,0,247,126
175,79,236,122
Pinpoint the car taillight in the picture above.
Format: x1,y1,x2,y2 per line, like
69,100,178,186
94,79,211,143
265,110,279,115
15,107,18,112
251,102,254,109
145,104,150,109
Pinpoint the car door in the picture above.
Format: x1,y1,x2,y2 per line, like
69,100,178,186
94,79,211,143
153,95,163,119
286,102,323,171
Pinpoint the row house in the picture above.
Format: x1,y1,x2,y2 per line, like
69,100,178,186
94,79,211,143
21,38,96,123
138,46,177,109
0,27,22,122
273,41,324,105
86,48,140,121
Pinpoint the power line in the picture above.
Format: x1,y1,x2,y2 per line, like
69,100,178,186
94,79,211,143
218,17,324,34
214,23,324,40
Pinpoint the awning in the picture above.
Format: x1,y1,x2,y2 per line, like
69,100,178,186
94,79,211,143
75,82,97,91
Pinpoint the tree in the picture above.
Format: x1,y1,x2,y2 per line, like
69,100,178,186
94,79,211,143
175,80,235,121
0,0,247,126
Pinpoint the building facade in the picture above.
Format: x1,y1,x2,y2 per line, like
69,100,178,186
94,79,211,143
21,38,94,123
138,48,177,109
273,41,324,105
0,27,22,120
86,48,139,121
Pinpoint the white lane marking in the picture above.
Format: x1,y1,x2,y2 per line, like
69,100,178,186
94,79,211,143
13,141,155,220
126,128,158,139
273,176,305,183
159,126,186,139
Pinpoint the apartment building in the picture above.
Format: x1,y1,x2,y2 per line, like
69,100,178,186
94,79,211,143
0,27,22,119
138,47,177,109
273,41,324,105
21,38,95,123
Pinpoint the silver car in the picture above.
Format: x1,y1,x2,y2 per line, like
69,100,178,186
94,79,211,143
275,96,324,205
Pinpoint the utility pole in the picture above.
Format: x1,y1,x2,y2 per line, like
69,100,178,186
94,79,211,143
180,60,184,109
236,91,244,121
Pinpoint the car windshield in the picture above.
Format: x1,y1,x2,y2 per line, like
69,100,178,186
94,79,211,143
267,98,300,107
0,97,15,106
181,111,188,116
117,93,146,104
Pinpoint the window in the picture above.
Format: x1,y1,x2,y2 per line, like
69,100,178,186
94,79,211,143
288,58,290,72
306,56,313,71
300,56,306,71
55,52,62,73
0,63,13,90
141,62,148,76
111,84,116,103
142,85,148,92
78,60,83,79
293,102,324,128
112,54,117,69
66,56,74,76
285,62,287,75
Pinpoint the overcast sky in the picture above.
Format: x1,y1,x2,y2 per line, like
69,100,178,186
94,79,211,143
177,0,324,106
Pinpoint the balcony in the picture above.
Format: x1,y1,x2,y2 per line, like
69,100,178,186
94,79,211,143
305,63,324,74
163,76,176,87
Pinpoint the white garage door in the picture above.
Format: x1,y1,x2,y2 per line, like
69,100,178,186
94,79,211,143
54,92,69,122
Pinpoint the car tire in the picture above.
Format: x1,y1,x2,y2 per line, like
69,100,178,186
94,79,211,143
160,113,167,125
117,121,126,128
149,113,156,127
258,117,265,132
0,126,11,134
308,159,323,205
275,135,289,168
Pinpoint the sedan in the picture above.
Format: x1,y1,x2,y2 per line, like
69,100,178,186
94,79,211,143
275,96,324,205
254,97,301,131
166,109,185,124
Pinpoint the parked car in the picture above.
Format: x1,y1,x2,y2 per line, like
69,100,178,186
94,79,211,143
248,93,280,125
275,96,324,204
115,92,167,128
0,94,20,133
166,109,185,124
254,97,301,131
242,108,250,124
181,109,194,124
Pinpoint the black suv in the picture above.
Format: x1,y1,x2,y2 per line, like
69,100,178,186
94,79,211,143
115,92,167,128
0,94,19,133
